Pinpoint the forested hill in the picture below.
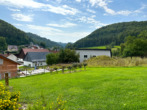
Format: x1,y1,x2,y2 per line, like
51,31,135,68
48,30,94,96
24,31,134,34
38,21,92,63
73,21,147,48
0,19,63,48
26,33,62,48
0,19,33,45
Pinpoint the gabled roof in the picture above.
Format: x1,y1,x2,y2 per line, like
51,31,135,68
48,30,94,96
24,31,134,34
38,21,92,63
22,48,49,55
0,55,20,65
24,52,50,62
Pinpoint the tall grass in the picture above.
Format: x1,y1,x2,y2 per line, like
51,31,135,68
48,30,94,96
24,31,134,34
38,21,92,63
86,56,147,67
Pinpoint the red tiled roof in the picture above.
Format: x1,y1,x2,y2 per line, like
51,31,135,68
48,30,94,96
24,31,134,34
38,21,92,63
22,48,49,55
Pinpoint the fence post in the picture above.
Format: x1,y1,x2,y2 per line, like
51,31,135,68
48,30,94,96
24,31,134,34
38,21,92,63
5,73,9,86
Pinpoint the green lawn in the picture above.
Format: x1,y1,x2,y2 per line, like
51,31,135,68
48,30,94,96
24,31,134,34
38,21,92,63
81,45,121,50
81,46,107,49
1,67,147,110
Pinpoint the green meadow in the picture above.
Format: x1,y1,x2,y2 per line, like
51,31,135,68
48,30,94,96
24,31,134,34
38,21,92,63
1,67,147,110
81,45,120,50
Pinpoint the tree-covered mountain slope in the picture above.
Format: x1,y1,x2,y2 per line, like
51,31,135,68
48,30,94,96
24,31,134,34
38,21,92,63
0,19,64,48
26,33,62,48
73,21,147,48
0,19,33,45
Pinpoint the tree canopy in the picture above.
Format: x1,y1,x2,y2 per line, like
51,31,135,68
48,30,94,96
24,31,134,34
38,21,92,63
73,21,147,48
0,36,7,52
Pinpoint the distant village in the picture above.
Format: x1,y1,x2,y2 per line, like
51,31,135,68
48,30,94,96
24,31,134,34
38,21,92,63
0,42,59,67
0,42,111,79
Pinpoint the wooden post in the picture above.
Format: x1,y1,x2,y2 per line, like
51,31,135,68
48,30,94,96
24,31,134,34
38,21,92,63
5,73,9,86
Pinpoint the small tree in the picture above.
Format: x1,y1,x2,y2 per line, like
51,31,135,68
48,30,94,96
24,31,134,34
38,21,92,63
83,63,87,70
61,66,66,74
78,63,82,71
46,53,59,65
54,67,58,74
67,66,72,73
72,63,78,72
0,36,7,52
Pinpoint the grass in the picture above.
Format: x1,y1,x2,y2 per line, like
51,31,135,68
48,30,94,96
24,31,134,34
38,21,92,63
1,67,147,109
81,45,120,50
81,46,107,49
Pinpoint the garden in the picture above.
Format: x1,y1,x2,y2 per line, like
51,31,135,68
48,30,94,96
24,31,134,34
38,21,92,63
0,65,147,110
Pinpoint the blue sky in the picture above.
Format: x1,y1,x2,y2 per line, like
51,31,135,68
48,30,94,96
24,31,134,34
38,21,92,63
0,0,147,43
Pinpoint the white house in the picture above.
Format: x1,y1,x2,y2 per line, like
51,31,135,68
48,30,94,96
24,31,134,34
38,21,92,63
76,49,112,62
24,52,50,67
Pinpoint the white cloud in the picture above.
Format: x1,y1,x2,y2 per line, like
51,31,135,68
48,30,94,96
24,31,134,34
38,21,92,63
47,22,77,28
27,24,62,32
13,23,23,26
75,0,81,2
89,0,146,16
8,8,20,12
87,9,96,13
26,24,90,42
11,13,33,22
0,0,79,15
43,5,79,15
78,16,107,28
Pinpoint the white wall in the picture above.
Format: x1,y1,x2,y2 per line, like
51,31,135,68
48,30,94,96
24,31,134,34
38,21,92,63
76,49,111,62
24,61,47,67
24,61,33,67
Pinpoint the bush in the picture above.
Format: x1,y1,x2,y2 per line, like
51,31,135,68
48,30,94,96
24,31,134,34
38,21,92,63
0,82,21,110
27,95,67,110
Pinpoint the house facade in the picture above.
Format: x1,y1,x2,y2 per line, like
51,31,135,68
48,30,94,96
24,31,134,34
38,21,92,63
24,52,50,67
76,49,112,62
7,45,18,52
0,55,20,80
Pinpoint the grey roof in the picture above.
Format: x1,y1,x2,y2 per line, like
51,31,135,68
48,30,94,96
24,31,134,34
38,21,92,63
24,52,50,62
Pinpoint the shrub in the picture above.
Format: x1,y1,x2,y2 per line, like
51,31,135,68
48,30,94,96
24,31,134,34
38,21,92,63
61,66,66,74
27,95,67,110
0,82,21,110
53,67,58,73
72,63,78,72
83,63,87,70
67,66,72,73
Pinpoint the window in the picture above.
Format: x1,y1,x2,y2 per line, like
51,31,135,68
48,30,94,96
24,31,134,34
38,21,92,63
84,55,87,58
0,58,3,65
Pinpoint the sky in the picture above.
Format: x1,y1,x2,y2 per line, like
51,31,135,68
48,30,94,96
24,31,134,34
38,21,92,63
0,0,147,43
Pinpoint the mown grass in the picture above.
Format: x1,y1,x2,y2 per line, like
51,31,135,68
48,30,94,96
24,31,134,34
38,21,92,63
1,67,147,110
81,45,120,50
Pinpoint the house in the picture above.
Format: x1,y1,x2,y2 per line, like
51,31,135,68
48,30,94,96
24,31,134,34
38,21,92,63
76,49,112,62
1,54,17,62
18,48,50,59
0,55,20,80
7,45,18,52
24,52,50,67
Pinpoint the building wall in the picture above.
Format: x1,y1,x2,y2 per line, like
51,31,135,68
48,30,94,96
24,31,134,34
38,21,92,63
76,50,111,62
24,61,47,67
0,56,18,80
18,50,25,59
24,61,33,67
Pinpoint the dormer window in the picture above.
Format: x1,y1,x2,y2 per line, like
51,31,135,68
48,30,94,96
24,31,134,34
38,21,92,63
0,58,3,64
